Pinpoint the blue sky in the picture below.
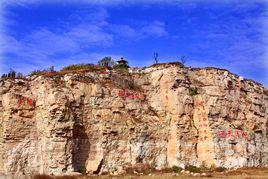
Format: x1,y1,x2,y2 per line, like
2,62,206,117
0,0,267,86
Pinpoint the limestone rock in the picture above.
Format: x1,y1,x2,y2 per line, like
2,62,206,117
0,63,267,175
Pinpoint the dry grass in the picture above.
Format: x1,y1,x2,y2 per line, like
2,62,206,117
29,168,268,179
60,64,108,72
30,64,108,78
149,62,184,68
34,174,78,179
224,167,268,176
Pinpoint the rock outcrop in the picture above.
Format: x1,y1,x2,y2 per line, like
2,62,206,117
0,63,267,175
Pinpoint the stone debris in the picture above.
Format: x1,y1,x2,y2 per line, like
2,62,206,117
0,63,267,175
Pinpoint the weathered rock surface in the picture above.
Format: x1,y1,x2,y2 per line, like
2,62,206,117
0,63,267,175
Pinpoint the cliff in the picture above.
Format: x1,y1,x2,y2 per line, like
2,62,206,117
0,63,267,175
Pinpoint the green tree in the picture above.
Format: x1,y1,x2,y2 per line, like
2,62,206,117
7,69,16,78
98,56,114,67
16,72,23,78
48,66,55,72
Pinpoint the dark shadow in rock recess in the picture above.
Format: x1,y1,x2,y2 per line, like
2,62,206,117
72,121,90,174
93,159,103,175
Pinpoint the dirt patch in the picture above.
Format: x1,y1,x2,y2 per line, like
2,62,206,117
77,167,268,179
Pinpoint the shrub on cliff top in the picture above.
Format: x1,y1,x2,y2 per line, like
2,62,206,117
1,69,17,78
150,61,184,68
30,66,56,77
113,63,129,71
29,70,44,76
60,63,96,72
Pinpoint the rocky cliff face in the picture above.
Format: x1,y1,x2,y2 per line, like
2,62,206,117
0,63,267,175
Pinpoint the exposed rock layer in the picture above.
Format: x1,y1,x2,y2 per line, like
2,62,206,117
0,63,267,175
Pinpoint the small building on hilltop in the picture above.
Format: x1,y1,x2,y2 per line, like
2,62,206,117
117,57,128,66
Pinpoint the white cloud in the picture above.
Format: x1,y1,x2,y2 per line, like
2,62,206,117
111,25,138,39
0,6,115,74
27,29,81,53
0,27,114,74
141,21,168,37
1,29,82,61
68,24,113,46
111,21,168,40
0,4,168,75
